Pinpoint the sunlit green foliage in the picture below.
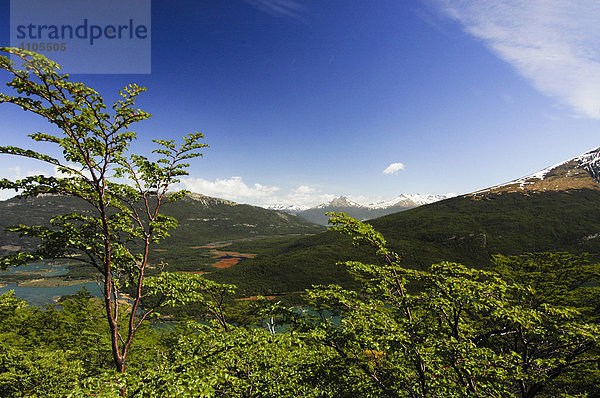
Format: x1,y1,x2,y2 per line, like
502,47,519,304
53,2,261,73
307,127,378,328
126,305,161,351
278,213,600,397
0,47,207,374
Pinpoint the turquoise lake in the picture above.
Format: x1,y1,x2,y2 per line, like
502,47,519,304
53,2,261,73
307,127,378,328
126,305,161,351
0,263,102,306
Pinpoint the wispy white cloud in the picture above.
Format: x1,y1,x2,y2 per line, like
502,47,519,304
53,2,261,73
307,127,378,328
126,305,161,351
293,185,315,195
280,185,335,208
0,166,49,201
7,166,48,179
243,0,305,19
180,177,338,208
180,176,280,202
434,0,600,118
383,162,405,175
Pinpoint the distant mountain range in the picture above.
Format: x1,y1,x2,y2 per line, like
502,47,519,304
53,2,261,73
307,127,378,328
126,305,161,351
266,203,311,213
213,146,600,296
269,193,452,225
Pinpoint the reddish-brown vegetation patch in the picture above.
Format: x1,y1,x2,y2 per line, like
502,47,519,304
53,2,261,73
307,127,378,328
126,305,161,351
213,258,242,268
210,250,256,259
210,250,256,268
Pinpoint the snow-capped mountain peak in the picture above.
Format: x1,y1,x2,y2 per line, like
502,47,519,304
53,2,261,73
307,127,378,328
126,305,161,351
267,203,310,213
264,193,451,225
366,193,451,209
473,146,600,195
316,196,365,209
264,193,452,222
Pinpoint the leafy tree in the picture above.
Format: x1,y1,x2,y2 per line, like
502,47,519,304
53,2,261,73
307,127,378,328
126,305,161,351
491,252,600,396
0,47,207,374
69,321,332,398
0,291,92,397
492,252,600,315
0,289,182,397
281,213,600,397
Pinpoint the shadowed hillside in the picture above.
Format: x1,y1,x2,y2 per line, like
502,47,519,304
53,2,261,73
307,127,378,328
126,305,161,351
0,193,324,254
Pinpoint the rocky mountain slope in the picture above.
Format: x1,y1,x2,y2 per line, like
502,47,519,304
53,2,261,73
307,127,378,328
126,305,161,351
473,146,600,196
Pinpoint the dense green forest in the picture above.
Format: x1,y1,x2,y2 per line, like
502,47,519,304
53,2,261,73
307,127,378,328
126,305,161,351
0,48,599,396
1,215,598,397
209,189,600,299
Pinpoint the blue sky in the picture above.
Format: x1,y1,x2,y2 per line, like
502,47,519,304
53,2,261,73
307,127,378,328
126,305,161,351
1,0,600,207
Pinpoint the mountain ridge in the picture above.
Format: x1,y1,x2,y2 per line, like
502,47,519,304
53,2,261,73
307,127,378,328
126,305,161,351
0,192,325,254
268,193,452,213
472,146,600,196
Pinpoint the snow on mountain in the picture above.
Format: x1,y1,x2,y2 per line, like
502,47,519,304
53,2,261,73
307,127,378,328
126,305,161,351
473,146,600,195
267,203,310,213
315,196,365,209
268,146,600,213
365,193,451,209
265,193,452,215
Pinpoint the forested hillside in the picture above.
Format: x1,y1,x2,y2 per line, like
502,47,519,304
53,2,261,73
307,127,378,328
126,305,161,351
0,193,323,253
211,189,600,297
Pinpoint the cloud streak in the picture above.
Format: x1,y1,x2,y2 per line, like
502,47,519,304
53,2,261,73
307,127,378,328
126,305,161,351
435,0,600,118
383,162,405,175
243,0,305,20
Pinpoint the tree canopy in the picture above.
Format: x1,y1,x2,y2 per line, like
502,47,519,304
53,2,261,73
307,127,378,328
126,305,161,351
0,47,208,374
